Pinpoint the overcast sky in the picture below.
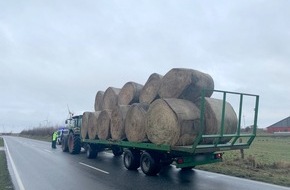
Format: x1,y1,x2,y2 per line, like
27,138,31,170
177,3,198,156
1,0,289,132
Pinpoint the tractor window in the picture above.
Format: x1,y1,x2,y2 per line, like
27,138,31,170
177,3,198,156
78,118,82,128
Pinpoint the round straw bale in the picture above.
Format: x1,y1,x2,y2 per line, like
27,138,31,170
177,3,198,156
111,105,131,140
97,109,112,140
87,111,101,140
125,103,150,142
194,97,238,143
103,87,121,110
146,98,200,146
158,68,214,102
118,82,143,105
81,112,91,139
139,73,163,104
94,91,104,111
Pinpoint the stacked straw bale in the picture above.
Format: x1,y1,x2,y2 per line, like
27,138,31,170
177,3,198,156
194,97,238,143
158,68,214,102
125,103,150,142
87,111,101,140
118,82,143,105
81,112,91,139
84,67,237,146
102,87,120,110
139,73,163,104
111,105,131,140
94,91,104,111
97,109,112,140
146,99,200,146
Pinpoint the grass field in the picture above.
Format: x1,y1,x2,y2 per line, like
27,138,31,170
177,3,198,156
196,136,290,187
0,137,14,189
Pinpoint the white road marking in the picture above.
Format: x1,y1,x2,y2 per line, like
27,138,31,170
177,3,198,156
3,138,26,190
79,162,110,174
43,149,53,153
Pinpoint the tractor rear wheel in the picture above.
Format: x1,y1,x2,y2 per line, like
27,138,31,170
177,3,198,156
68,132,81,154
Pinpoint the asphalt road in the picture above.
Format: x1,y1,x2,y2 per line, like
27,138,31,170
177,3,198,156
3,136,290,190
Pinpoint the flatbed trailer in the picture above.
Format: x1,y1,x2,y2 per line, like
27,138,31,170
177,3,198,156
63,90,259,176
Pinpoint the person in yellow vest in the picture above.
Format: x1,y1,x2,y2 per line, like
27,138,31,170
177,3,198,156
52,131,58,149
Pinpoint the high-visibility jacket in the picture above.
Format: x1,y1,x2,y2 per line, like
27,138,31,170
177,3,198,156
52,132,58,141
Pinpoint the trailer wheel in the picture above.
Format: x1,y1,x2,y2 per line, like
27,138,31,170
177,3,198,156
86,144,98,159
140,152,161,176
162,160,173,166
68,132,81,154
61,136,68,152
123,149,140,170
112,146,123,156
181,166,195,171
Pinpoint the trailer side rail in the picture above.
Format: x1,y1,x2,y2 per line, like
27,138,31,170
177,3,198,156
172,89,259,153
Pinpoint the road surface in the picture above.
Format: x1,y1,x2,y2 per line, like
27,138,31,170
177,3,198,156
3,136,290,190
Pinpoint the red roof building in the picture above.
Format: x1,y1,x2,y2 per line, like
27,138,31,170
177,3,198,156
267,116,290,133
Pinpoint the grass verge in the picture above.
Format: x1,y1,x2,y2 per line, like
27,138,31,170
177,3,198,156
0,137,14,189
196,136,290,187
19,135,52,142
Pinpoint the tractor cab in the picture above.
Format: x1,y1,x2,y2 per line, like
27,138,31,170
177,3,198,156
65,115,82,134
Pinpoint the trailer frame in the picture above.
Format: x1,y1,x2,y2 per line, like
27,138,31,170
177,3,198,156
79,90,259,175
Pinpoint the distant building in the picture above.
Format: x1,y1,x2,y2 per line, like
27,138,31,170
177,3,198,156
267,116,290,133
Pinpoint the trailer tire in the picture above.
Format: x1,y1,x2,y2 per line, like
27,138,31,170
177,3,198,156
86,144,98,159
162,160,173,166
181,166,195,171
140,151,161,176
68,132,81,154
61,136,68,152
112,146,123,156
123,149,140,170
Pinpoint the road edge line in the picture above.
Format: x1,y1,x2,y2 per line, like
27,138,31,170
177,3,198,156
79,162,110,174
4,138,26,190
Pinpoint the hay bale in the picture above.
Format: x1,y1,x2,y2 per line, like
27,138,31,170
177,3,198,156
118,82,143,105
139,73,163,104
158,68,214,102
111,105,131,140
87,111,101,140
146,98,200,146
103,87,121,110
194,97,238,143
97,109,112,140
94,91,104,111
125,103,150,142
81,112,91,139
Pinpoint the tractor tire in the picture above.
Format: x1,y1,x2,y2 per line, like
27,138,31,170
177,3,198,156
123,149,140,170
140,151,161,176
68,132,81,154
61,135,68,152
